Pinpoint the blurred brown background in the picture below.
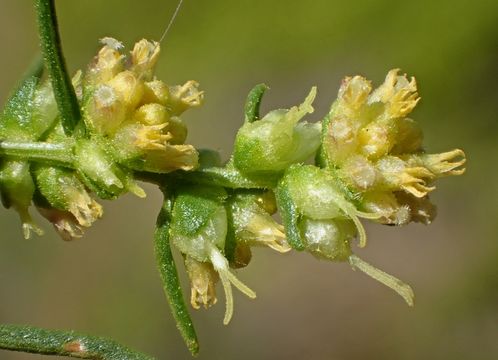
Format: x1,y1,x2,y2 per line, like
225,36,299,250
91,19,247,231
1,0,497,359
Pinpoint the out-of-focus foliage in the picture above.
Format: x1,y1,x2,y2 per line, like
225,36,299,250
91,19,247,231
0,0,497,359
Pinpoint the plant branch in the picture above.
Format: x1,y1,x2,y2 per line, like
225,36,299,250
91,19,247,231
154,192,199,356
0,324,154,359
0,141,74,167
34,0,81,135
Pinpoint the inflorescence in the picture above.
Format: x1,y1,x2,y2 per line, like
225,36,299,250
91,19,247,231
0,38,466,351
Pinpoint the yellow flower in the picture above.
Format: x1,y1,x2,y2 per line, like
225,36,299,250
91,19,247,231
369,69,420,118
184,256,219,309
130,39,160,79
87,37,125,83
168,81,204,115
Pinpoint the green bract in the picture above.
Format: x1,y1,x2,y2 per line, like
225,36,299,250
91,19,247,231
233,87,321,177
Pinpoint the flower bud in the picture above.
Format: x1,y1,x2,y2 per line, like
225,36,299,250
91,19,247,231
142,80,169,105
233,87,321,176
134,103,169,126
107,70,144,110
357,120,393,159
130,39,160,80
84,84,126,135
167,116,188,145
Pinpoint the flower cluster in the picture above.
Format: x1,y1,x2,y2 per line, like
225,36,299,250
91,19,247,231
0,40,466,350
170,71,465,322
319,70,465,225
0,39,202,240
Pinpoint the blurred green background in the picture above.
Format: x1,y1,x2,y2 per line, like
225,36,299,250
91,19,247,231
1,0,497,359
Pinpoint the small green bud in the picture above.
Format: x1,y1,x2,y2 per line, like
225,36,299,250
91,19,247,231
233,87,321,176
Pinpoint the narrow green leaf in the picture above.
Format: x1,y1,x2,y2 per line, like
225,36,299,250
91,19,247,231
0,77,40,140
244,84,269,123
275,178,305,251
154,194,199,356
34,0,81,135
0,324,154,359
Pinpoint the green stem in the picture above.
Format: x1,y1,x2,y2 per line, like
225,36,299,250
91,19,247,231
154,192,199,356
0,141,74,166
0,324,154,359
34,0,81,135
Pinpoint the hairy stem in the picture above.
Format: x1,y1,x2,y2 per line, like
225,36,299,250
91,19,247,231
0,324,154,359
34,0,81,135
0,141,74,166
154,192,199,356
